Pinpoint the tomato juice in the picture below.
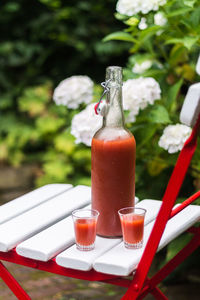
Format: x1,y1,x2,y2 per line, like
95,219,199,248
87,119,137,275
91,132,136,237
120,214,144,245
74,218,97,246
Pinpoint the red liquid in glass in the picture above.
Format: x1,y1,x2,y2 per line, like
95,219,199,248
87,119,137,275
121,214,144,244
91,135,136,237
74,219,96,246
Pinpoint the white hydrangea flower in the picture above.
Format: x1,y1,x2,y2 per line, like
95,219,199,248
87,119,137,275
154,12,167,26
138,17,148,30
158,124,192,153
132,60,152,74
71,103,102,146
116,0,167,16
123,77,161,122
53,75,94,109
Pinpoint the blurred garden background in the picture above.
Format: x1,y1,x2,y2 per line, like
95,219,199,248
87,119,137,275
0,0,200,299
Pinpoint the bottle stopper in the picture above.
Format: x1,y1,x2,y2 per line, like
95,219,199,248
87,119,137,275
94,80,110,116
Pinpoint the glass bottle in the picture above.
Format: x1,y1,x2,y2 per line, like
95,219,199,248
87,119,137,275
91,66,136,237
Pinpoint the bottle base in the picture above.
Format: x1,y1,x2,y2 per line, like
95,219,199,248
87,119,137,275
97,233,122,239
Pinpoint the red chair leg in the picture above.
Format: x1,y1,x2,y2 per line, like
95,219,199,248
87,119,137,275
145,229,200,290
137,228,200,300
0,261,31,300
150,286,168,300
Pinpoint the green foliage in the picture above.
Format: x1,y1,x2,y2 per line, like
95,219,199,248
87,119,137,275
0,0,127,185
105,0,200,199
0,81,95,186
0,0,127,96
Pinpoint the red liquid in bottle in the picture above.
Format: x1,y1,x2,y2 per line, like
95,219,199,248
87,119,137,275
91,134,136,237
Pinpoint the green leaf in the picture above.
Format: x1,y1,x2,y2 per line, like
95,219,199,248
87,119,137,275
75,176,91,186
103,31,135,42
36,115,65,135
43,160,73,181
0,114,18,133
189,6,200,27
114,12,128,21
0,96,13,109
166,79,183,111
183,0,196,7
148,105,171,124
147,158,168,176
54,131,75,155
169,45,188,66
165,36,199,50
166,234,192,262
167,7,193,17
139,25,161,41
18,82,52,116
125,17,139,26
135,124,158,148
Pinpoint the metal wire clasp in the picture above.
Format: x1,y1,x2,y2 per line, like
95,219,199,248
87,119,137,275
94,79,111,115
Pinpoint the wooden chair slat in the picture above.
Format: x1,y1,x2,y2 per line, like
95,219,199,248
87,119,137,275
0,184,72,225
93,204,200,276
0,186,91,252
55,200,162,271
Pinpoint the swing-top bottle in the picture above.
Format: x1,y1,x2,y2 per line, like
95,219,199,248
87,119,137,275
91,66,136,237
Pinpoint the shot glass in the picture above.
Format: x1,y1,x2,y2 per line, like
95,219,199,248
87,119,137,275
118,207,146,249
72,209,99,251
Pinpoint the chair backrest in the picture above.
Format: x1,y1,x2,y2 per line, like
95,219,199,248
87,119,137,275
196,54,200,75
126,57,200,297
180,82,200,127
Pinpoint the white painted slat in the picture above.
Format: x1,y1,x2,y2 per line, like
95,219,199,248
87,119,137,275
180,83,200,127
196,54,200,75
16,196,139,262
135,199,162,225
16,204,91,261
56,237,121,271
0,185,91,252
135,196,139,204
0,184,72,225
93,204,200,276
55,199,162,271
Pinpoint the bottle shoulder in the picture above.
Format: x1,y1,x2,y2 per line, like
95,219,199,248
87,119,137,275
93,126,134,142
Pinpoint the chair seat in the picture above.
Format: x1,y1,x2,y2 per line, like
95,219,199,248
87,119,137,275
16,198,155,263
16,204,92,261
93,204,200,276
0,185,91,252
55,199,162,271
0,185,199,277
0,184,72,225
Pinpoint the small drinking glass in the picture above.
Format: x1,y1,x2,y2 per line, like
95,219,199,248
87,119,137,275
72,209,99,251
118,207,146,249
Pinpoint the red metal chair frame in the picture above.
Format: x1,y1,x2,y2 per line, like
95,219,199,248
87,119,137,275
0,114,199,300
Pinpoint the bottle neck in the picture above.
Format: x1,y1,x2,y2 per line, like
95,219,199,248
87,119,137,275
103,83,125,128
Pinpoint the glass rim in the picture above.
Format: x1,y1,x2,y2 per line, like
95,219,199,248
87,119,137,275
118,207,146,216
72,208,99,219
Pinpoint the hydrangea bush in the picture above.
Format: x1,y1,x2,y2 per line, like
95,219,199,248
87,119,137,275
102,0,200,200
53,76,94,109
